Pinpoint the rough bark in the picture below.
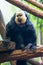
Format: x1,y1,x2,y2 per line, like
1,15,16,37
0,42,43,63
6,0,43,19
25,0,43,10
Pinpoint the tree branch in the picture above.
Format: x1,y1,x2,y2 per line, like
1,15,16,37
0,41,43,63
6,0,43,19
0,10,6,39
28,59,41,65
25,0,43,10
0,10,16,65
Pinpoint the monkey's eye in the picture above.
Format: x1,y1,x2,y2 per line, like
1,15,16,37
17,14,22,17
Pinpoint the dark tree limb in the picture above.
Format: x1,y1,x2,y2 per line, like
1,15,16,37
0,41,42,65
25,0,43,10
6,0,43,19
0,41,43,63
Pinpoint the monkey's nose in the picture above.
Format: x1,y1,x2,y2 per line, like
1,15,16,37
18,18,22,22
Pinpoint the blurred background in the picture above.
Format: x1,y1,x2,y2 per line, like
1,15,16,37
0,0,43,65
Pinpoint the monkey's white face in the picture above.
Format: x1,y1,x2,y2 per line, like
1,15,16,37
15,12,27,25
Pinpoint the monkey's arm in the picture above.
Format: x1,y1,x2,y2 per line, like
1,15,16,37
25,25,37,52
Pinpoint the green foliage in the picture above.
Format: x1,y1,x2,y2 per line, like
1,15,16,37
1,62,11,65
38,0,43,4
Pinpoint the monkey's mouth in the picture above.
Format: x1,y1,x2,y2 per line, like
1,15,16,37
18,18,22,23
18,18,24,26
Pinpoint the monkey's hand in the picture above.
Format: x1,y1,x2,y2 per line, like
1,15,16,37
25,43,36,53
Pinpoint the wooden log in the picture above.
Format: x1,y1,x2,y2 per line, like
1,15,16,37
0,41,43,63
6,0,43,19
25,0,43,10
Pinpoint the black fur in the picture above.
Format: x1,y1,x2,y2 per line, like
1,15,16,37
6,12,37,65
